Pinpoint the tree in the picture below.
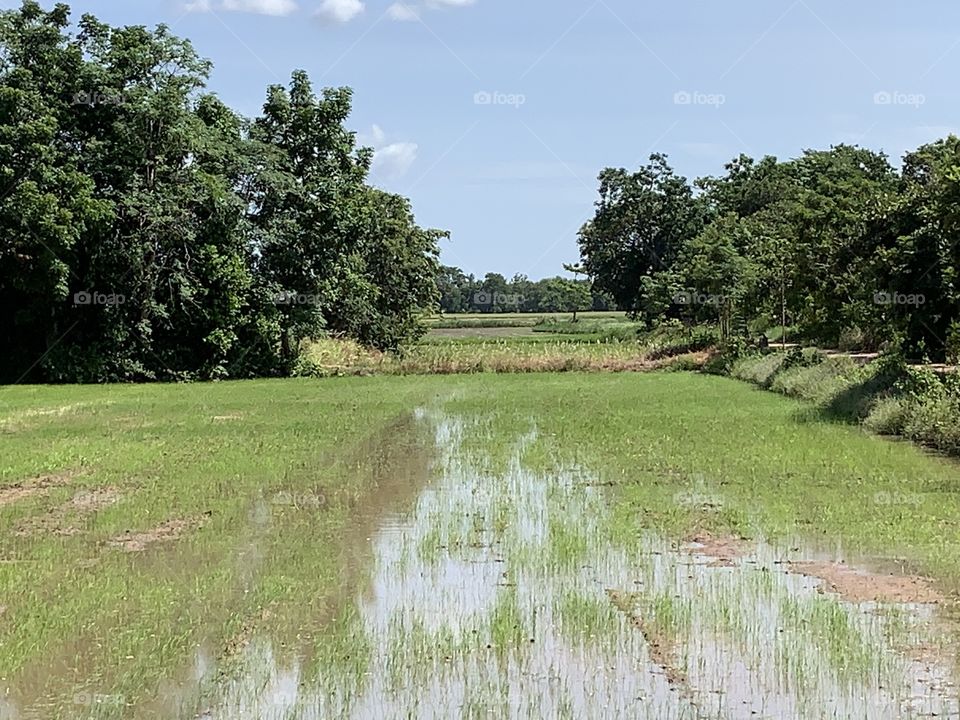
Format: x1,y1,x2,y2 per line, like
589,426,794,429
578,154,705,321
0,2,445,382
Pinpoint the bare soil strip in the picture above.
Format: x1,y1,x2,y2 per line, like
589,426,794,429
14,488,122,537
108,515,209,552
0,472,78,509
788,561,944,604
607,590,689,689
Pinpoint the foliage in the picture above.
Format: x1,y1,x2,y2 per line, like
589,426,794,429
435,267,609,315
0,2,442,382
576,141,958,360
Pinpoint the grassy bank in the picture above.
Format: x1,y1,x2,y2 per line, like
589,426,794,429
726,349,960,456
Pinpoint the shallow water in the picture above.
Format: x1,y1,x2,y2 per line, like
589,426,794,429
196,411,960,720
4,410,959,719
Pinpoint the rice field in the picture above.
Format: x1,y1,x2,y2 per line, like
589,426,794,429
2,373,960,718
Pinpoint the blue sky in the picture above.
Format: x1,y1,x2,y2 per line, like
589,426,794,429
11,0,960,279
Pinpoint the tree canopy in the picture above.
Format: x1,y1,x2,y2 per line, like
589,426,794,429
0,1,444,382
577,142,960,359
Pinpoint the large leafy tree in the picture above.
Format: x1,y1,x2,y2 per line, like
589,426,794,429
864,137,960,357
0,1,444,382
578,154,705,320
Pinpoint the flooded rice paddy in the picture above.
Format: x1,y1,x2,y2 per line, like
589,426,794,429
4,406,960,719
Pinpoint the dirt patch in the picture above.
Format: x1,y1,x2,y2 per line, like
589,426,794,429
108,515,208,552
13,486,120,537
211,414,244,422
682,532,749,564
788,561,944,604
607,590,688,688
223,607,275,659
0,472,77,509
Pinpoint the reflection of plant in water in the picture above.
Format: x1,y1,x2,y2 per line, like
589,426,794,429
198,409,960,720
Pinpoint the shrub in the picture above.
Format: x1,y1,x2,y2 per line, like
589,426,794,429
863,397,911,436
729,353,786,387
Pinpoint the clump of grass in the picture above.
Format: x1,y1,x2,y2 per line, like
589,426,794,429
293,336,388,376
769,356,855,405
862,396,911,436
900,392,960,454
729,352,786,386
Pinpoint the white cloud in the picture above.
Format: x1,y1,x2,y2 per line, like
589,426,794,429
388,0,473,21
387,2,419,21
373,142,419,178
186,0,298,15
315,0,364,23
361,124,418,180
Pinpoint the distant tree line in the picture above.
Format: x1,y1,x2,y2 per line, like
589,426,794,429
0,2,443,382
436,267,615,314
578,142,960,360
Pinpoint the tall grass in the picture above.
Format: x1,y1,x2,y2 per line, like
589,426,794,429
294,336,709,377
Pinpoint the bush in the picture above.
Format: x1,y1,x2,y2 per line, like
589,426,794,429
837,326,868,352
729,352,786,387
902,393,960,454
863,397,911,436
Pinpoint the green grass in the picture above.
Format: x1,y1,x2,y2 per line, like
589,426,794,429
425,311,625,329
4,371,960,717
